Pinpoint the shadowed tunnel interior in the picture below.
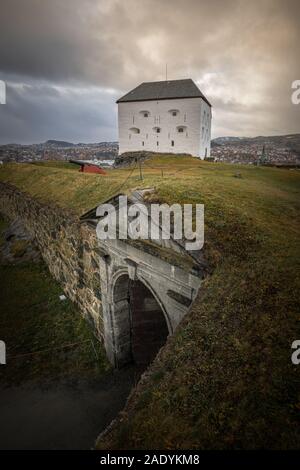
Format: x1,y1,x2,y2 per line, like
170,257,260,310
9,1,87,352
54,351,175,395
113,275,169,368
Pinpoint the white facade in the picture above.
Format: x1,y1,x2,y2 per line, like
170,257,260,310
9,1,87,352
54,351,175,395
118,97,212,159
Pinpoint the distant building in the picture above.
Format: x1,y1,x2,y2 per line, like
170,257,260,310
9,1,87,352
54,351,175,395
117,79,212,159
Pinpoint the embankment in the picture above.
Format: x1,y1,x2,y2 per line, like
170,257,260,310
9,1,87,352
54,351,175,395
0,181,104,339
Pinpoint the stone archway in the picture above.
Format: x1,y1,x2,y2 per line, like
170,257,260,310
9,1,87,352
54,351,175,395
112,273,169,368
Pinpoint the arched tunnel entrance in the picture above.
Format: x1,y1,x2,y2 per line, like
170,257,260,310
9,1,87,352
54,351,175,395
113,274,169,368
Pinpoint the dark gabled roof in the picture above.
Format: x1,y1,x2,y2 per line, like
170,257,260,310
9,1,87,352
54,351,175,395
69,159,103,168
116,79,211,107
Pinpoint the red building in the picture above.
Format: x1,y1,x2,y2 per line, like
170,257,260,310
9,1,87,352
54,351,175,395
70,160,107,175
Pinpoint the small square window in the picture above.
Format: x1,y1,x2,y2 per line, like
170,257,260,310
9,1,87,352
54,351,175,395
172,111,177,116
144,113,149,118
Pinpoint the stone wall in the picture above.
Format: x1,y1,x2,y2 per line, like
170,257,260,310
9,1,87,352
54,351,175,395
0,182,104,340
0,182,203,367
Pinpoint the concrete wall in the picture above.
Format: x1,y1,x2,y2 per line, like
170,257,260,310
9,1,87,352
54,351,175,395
118,97,212,158
200,99,212,158
98,238,202,367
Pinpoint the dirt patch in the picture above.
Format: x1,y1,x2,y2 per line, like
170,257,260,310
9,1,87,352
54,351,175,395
0,218,40,264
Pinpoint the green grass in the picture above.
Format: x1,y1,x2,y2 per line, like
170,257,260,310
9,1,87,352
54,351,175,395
0,215,110,386
31,161,79,170
1,157,300,448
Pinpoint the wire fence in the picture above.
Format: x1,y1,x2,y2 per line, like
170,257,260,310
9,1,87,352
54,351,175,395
108,159,138,196
7,338,99,362
105,155,214,200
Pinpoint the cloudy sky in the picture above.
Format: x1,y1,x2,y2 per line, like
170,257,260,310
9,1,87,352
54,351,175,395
0,0,299,144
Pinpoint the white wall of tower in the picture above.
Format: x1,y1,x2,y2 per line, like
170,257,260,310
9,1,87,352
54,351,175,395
118,97,211,158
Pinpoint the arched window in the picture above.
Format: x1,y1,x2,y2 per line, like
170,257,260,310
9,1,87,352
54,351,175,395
177,125,187,133
129,127,140,134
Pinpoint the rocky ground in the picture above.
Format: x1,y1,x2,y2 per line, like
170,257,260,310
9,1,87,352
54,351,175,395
0,218,41,264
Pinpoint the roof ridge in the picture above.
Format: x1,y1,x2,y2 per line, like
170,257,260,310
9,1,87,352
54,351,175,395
116,78,211,106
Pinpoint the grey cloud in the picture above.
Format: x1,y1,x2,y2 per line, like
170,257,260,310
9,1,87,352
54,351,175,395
0,79,118,144
0,0,299,143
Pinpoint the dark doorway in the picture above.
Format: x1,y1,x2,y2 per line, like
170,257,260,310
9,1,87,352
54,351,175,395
129,279,169,367
112,275,169,368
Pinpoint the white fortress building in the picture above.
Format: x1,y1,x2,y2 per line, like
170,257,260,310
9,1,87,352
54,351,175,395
117,79,212,159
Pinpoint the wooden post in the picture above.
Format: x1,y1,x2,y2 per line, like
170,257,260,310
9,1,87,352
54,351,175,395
139,159,143,180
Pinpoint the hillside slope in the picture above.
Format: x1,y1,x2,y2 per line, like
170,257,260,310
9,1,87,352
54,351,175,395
1,156,300,448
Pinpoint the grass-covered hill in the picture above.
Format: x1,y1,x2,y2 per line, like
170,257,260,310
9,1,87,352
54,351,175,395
0,155,300,448
0,214,110,387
